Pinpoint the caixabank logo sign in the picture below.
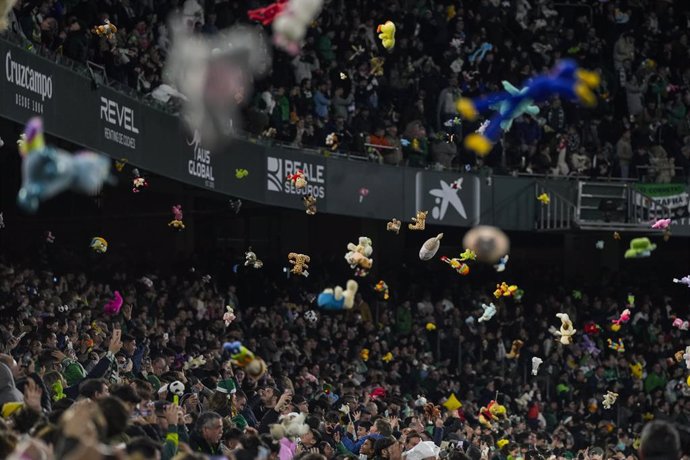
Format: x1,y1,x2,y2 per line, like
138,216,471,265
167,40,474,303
266,156,326,199
4,50,53,115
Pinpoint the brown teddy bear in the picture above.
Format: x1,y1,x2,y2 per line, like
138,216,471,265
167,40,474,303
506,339,524,359
303,195,317,215
386,218,401,234
408,210,428,230
288,252,310,277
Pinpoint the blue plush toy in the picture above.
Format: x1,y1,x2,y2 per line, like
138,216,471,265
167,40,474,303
457,59,600,156
317,280,358,310
17,117,111,213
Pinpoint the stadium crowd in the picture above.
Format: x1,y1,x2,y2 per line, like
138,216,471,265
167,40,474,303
0,244,688,460
4,0,690,178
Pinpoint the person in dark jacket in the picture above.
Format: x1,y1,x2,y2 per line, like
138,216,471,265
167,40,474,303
189,411,223,456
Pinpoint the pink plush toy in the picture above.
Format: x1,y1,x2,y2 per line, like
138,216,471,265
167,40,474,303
651,218,671,229
673,318,689,331
104,291,123,316
612,308,631,325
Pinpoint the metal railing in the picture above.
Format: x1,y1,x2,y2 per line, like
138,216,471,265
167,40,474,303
628,187,673,224
535,182,576,231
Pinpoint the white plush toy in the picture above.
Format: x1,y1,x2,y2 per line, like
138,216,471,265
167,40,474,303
270,412,310,440
345,237,373,277
531,357,543,375
553,313,576,345
272,0,324,55
602,391,618,409
478,303,497,323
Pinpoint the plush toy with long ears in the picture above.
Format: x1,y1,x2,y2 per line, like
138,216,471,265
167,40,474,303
17,118,112,213
531,357,543,375
103,291,123,316
457,60,600,156
554,313,576,345
168,205,185,230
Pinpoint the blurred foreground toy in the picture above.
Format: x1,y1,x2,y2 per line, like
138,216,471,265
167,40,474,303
457,60,599,156
93,19,118,39
386,218,401,234
17,118,111,213
478,303,496,323
652,218,671,229
602,391,618,409
494,282,518,298
168,205,185,230
244,247,263,269
624,237,656,258
440,256,470,275
317,280,358,310
463,225,510,264
288,252,310,277
90,237,108,253
377,21,396,50
103,291,123,316
272,0,324,55
408,210,428,230
531,357,543,375
223,341,267,380
554,313,576,345
419,234,443,261
247,0,288,24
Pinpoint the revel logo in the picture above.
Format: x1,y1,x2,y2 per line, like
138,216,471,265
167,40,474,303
100,96,139,149
267,157,326,198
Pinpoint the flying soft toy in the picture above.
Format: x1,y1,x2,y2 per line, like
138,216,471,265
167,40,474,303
554,313,576,345
235,169,249,179
441,256,470,275
612,309,631,326
93,19,118,39
244,247,263,269
247,0,288,24
494,282,518,298
317,280,358,310
478,303,496,323
223,341,267,380
287,169,307,189
345,237,373,277
602,391,618,409
614,232,621,240
168,205,185,230
272,0,324,55
506,340,524,359
17,118,111,213
103,291,123,316
494,255,509,272
651,218,671,229
374,280,390,300
608,338,625,353
624,237,656,259
673,276,690,288
386,218,401,234
183,355,207,371
90,237,108,253
460,249,477,261
457,60,600,156
132,168,148,193
360,348,369,361
531,357,543,375
537,193,550,205
478,400,507,430
683,346,690,370
584,322,601,335
426,322,436,331
419,234,443,261
223,306,236,326
382,352,393,363
463,225,510,264
114,158,127,172
304,310,318,323
377,21,396,50
673,318,689,330
45,231,55,243
581,335,601,356
288,252,310,277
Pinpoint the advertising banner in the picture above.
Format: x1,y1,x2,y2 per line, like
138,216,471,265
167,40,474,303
264,147,327,211
633,183,690,220
403,171,481,226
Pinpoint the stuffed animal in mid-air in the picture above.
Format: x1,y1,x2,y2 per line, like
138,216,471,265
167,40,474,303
269,412,310,441
90,237,108,253
288,252,310,277
624,237,656,259
303,195,317,215
317,280,358,310
345,237,373,277
287,169,307,189
478,303,496,322
223,341,267,380
478,400,507,430
103,291,123,316
244,247,263,269
602,391,618,409
554,313,576,345
17,118,111,213
377,21,396,50
168,205,185,230
408,211,428,230
386,218,401,234
93,19,118,39
506,340,524,359
419,234,443,261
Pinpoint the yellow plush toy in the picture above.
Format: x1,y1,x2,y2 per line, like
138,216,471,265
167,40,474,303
478,400,507,430
376,21,396,50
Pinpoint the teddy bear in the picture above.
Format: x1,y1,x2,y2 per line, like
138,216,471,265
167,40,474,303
245,247,263,269
303,194,317,215
93,19,118,40
287,169,307,189
506,339,524,359
408,210,428,230
270,412,310,440
478,400,507,430
288,252,310,277
345,237,373,276
602,391,618,409
317,279,359,310
386,218,401,234
554,313,576,345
